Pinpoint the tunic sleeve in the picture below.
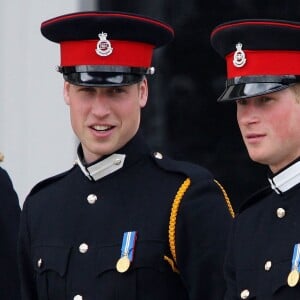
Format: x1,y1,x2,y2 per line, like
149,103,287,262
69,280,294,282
0,167,21,299
175,176,233,299
19,198,38,300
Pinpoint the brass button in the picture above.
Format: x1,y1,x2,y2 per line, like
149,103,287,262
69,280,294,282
114,158,122,165
264,260,272,271
277,207,286,218
37,258,43,268
79,243,88,254
240,289,250,299
154,152,163,159
87,194,97,204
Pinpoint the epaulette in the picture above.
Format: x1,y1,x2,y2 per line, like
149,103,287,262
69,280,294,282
151,151,234,216
28,166,76,197
151,151,235,272
238,185,271,213
151,151,212,181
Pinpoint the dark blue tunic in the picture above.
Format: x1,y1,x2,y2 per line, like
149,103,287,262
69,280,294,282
0,166,21,299
224,159,300,299
19,133,231,300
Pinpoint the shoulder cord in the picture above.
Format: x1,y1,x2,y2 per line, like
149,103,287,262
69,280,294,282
213,179,235,218
165,178,235,273
165,178,191,273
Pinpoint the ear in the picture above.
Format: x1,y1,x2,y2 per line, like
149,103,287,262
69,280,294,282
63,81,71,105
138,78,148,108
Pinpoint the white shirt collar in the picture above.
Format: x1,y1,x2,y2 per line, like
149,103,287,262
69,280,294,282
268,161,300,194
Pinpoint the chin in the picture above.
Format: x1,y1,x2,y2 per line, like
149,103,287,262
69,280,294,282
248,152,269,165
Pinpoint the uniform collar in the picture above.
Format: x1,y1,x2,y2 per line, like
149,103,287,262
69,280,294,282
268,159,300,194
76,153,126,181
75,131,149,181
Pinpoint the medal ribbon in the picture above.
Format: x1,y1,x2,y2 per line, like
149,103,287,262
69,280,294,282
120,231,137,261
291,244,300,271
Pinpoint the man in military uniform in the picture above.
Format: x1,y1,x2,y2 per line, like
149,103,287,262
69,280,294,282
19,11,233,300
211,19,300,299
0,157,21,299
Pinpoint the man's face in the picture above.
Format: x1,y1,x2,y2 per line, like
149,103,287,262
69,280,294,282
64,79,148,163
236,87,300,173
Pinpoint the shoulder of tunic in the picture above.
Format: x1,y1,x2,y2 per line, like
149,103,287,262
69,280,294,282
27,165,76,197
238,185,272,214
150,152,213,181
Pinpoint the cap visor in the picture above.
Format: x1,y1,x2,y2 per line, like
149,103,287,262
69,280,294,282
63,72,143,87
217,82,290,102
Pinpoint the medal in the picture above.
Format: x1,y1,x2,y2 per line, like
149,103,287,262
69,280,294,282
116,231,137,273
116,255,131,273
288,269,300,287
287,244,300,287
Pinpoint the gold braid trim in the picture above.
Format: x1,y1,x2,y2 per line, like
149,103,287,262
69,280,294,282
168,177,191,271
214,179,235,218
163,255,179,273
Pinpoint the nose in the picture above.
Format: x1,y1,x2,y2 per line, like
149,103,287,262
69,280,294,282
91,95,110,117
236,101,259,126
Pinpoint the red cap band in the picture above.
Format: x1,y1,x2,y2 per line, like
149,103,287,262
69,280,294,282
226,50,300,78
60,40,154,67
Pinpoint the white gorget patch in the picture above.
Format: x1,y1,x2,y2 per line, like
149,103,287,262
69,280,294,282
76,153,126,181
268,161,300,194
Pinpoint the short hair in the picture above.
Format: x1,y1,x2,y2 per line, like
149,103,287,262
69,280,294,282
290,83,300,103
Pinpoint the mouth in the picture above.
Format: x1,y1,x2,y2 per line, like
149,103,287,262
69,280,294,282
91,125,115,132
245,133,266,143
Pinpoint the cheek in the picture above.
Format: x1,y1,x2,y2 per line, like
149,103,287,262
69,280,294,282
269,108,297,140
69,103,87,127
68,106,79,130
116,99,141,117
